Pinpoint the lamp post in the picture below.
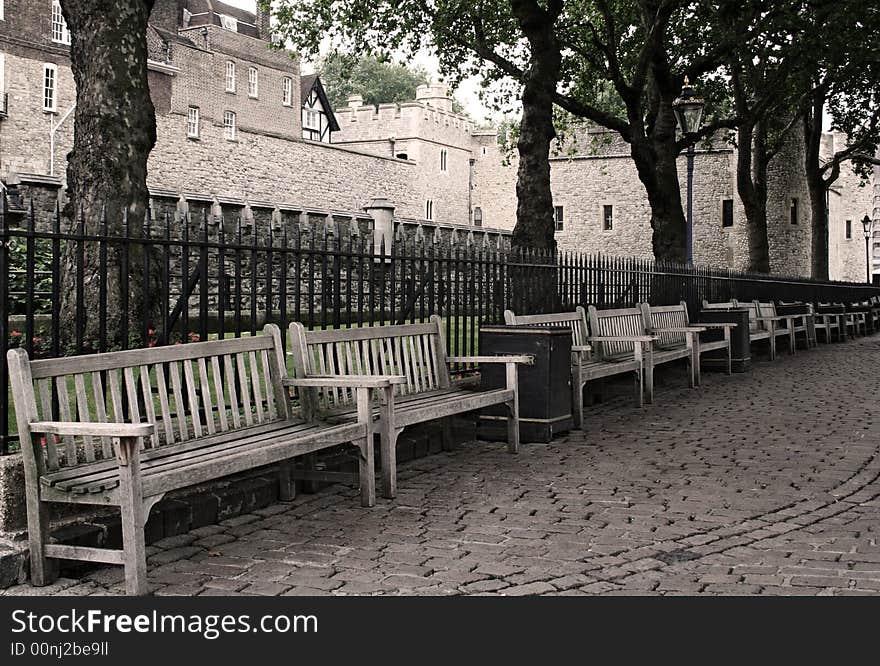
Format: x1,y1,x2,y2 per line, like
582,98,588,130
862,214,873,284
673,77,705,265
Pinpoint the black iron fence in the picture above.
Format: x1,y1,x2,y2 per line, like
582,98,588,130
2,199,878,453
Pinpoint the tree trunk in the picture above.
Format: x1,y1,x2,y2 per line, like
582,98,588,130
803,87,829,280
507,2,562,313
630,133,687,264
736,121,771,272
58,0,158,351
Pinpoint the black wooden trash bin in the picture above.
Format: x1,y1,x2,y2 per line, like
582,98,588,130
695,308,751,372
477,325,573,443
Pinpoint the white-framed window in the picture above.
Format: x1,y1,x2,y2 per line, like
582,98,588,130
187,106,200,139
51,0,71,45
247,67,258,98
43,63,58,112
440,149,448,172
282,77,292,106
425,199,434,221
303,109,320,130
555,205,564,231
223,110,236,140
846,219,852,240
225,61,236,93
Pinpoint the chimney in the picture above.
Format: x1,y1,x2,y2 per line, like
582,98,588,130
256,6,271,40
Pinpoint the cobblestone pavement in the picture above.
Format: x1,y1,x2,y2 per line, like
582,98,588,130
5,336,880,596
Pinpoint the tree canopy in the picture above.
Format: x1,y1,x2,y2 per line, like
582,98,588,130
317,53,430,109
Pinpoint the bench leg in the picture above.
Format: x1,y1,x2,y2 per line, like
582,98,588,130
505,362,520,454
118,436,148,596
789,328,796,354
357,435,376,508
278,460,296,502
25,492,54,587
769,333,776,360
644,363,654,405
572,364,585,430
301,453,319,494
379,385,399,500
356,387,376,508
692,340,701,387
726,344,732,375
441,417,455,451
379,425,401,500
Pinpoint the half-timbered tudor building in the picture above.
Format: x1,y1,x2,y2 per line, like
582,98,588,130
300,73,338,143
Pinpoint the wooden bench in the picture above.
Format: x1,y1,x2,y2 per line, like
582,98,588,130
814,302,847,342
503,307,652,430
755,301,801,354
843,303,868,337
288,316,532,499
637,302,702,388
7,325,392,595
640,301,736,380
777,301,818,348
702,299,783,359
586,306,660,405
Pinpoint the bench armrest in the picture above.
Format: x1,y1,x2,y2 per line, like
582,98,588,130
446,355,534,365
649,326,706,333
29,421,155,438
697,322,738,329
283,374,407,388
754,315,788,322
589,335,657,343
571,345,592,353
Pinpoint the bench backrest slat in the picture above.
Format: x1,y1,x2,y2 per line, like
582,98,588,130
640,302,690,347
7,325,289,472
503,307,590,347
289,317,450,415
587,305,647,360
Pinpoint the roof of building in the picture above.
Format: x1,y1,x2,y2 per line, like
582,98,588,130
301,74,341,132
183,0,261,39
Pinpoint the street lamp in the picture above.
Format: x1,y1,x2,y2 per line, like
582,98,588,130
673,77,705,265
862,214,873,284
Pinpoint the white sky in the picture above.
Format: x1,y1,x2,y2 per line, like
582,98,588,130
218,0,496,122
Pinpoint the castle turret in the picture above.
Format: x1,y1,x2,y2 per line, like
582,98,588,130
415,83,453,112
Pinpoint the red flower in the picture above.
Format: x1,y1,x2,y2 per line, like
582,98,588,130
11,330,21,337
148,328,155,336
32,337,40,344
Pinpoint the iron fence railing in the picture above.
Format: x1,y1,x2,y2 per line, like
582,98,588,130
2,198,878,453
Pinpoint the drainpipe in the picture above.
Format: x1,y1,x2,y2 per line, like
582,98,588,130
49,103,76,177
468,158,475,225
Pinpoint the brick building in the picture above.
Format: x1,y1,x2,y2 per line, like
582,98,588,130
0,0,431,224
0,0,875,280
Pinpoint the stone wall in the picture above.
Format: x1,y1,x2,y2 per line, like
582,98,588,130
471,131,516,231
148,113,423,216
765,126,812,276
828,159,874,282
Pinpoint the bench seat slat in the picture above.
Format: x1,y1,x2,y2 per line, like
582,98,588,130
44,420,364,497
